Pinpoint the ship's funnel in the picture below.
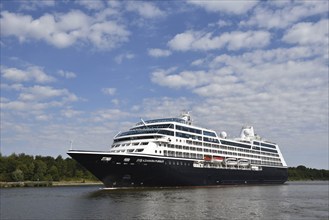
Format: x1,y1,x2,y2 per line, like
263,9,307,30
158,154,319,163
181,112,192,125
240,126,255,140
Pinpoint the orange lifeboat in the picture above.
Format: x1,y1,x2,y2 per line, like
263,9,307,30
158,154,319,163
212,156,224,162
204,155,212,161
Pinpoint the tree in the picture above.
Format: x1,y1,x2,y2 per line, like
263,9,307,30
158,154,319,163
33,160,47,181
11,169,24,182
49,165,60,181
297,165,307,171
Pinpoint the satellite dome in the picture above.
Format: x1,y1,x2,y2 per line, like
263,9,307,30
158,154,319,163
220,131,227,139
244,129,251,136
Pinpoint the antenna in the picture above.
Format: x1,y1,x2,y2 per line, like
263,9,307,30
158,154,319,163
140,118,148,128
70,139,73,150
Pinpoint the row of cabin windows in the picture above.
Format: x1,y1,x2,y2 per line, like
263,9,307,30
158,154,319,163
176,125,217,138
245,160,282,166
123,127,216,141
176,125,202,134
221,140,251,149
161,143,279,159
166,160,191,166
254,141,277,149
133,121,216,138
261,161,283,166
112,142,149,148
132,124,174,130
203,130,217,137
175,132,218,143
114,135,159,143
260,148,278,153
163,149,281,163
129,125,217,140
110,148,144,153
221,145,278,157
176,132,202,140
164,150,203,159
204,137,220,143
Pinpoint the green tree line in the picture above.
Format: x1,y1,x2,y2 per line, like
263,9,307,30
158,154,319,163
0,153,97,182
0,153,328,182
288,165,329,180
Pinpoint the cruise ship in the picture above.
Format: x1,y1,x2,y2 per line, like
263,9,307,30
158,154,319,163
68,112,288,187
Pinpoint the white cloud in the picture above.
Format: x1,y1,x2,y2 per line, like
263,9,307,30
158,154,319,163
216,20,232,28
282,19,329,45
224,31,271,51
210,46,326,69
111,99,120,105
1,100,51,111
191,58,205,66
1,83,24,91
138,97,193,119
189,0,258,14
1,65,55,83
88,21,130,49
0,10,130,50
242,1,329,29
35,114,52,121
151,69,209,89
57,70,77,79
168,30,271,51
92,109,130,122
102,87,116,96
126,2,165,18
18,85,73,101
10,85,78,103
150,45,328,139
61,108,82,118
148,48,172,57
1,84,79,113
114,52,134,64
167,31,197,51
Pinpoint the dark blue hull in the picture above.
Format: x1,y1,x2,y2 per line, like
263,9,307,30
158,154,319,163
68,151,288,187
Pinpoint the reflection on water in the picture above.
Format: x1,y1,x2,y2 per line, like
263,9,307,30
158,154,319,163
1,182,328,220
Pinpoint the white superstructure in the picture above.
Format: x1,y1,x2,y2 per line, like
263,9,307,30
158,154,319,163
109,112,287,170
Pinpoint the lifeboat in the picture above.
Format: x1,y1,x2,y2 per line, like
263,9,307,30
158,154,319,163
238,159,250,167
212,156,224,162
204,155,212,161
224,158,238,166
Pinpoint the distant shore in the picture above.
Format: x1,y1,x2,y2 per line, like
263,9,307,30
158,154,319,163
52,180,102,186
2,180,329,188
0,180,102,188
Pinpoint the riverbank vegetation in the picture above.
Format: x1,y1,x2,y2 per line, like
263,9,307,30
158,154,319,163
0,153,98,183
1,153,328,184
288,165,329,180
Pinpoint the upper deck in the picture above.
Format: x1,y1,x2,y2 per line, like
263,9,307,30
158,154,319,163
110,112,287,168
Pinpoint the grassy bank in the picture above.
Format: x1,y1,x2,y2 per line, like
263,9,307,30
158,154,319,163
52,180,102,186
0,180,102,188
0,181,53,188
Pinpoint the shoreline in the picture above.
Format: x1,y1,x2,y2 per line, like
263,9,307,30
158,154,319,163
52,181,103,187
0,181,102,188
1,180,328,188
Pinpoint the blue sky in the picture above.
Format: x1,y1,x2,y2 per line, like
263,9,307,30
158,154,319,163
1,0,328,169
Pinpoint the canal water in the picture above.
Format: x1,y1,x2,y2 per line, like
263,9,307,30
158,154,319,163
1,181,328,220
